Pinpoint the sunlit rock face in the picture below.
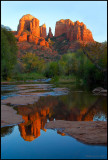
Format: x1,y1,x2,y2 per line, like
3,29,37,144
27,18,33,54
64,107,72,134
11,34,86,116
40,24,47,38
30,18,40,37
18,32,28,42
13,14,95,55
55,19,94,42
17,14,35,36
15,14,48,47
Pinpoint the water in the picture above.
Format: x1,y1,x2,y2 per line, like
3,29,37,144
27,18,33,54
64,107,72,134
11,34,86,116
1,82,107,159
1,126,107,159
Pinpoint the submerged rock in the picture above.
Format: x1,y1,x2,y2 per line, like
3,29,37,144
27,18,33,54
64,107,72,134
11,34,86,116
92,87,107,96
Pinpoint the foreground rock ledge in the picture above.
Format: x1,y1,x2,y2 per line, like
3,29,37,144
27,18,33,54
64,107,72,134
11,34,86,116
1,105,23,127
45,120,107,145
1,95,40,106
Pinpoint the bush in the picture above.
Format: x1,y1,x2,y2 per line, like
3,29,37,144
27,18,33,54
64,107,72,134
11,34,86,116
44,61,60,77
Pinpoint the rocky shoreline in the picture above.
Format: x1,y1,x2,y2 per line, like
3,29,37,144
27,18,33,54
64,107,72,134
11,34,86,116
1,84,69,127
1,84,107,145
45,120,107,145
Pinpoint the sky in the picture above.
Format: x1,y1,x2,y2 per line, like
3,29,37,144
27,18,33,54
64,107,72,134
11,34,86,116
1,1,107,42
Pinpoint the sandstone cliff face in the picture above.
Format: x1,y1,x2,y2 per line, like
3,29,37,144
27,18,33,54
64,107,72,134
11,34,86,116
16,14,49,47
55,19,94,42
48,27,53,38
30,18,40,37
40,24,47,38
14,14,95,54
17,14,35,36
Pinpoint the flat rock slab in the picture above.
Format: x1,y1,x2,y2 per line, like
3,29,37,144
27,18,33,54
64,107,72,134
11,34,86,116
1,105,23,127
45,120,107,145
1,87,69,105
1,95,40,106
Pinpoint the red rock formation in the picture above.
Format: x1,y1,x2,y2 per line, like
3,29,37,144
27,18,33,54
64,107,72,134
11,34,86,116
18,32,27,42
27,34,33,42
40,24,46,38
39,39,46,46
15,14,50,47
16,14,40,38
34,37,39,45
55,19,94,42
17,14,35,36
30,18,40,37
14,14,95,53
48,27,53,38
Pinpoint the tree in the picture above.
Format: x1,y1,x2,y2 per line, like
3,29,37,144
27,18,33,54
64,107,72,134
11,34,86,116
1,27,18,80
81,41,107,87
21,52,45,73
81,42,107,72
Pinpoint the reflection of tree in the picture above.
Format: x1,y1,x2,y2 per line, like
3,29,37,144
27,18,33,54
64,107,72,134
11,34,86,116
1,126,15,137
17,94,107,141
81,97,107,121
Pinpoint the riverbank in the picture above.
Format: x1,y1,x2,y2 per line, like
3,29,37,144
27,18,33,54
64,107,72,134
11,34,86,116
45,120,107,145
1,82,107,146
1,83,69,127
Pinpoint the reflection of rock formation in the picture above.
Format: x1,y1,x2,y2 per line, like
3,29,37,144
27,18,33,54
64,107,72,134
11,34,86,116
17,95,107,141
54,96,107,122
57,130,65,136
18,107,50,141
18,113,41,141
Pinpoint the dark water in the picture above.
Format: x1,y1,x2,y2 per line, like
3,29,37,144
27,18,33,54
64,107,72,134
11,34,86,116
1,83,107,159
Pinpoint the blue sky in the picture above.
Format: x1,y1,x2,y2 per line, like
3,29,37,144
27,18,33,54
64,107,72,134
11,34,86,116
1,1,107,42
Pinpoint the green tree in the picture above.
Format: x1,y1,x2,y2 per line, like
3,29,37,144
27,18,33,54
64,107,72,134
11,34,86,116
21,52,45,73
44,61,60,77
1,27,18,80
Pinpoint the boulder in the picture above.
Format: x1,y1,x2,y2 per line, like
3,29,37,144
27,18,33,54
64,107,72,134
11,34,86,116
92,87,107,96
92,87,104,93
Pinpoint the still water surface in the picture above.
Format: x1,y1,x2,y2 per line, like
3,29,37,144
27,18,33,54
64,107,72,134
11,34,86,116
1,82,107,159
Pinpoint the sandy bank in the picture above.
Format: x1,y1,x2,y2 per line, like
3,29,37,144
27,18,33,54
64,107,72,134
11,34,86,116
45,120,107,145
